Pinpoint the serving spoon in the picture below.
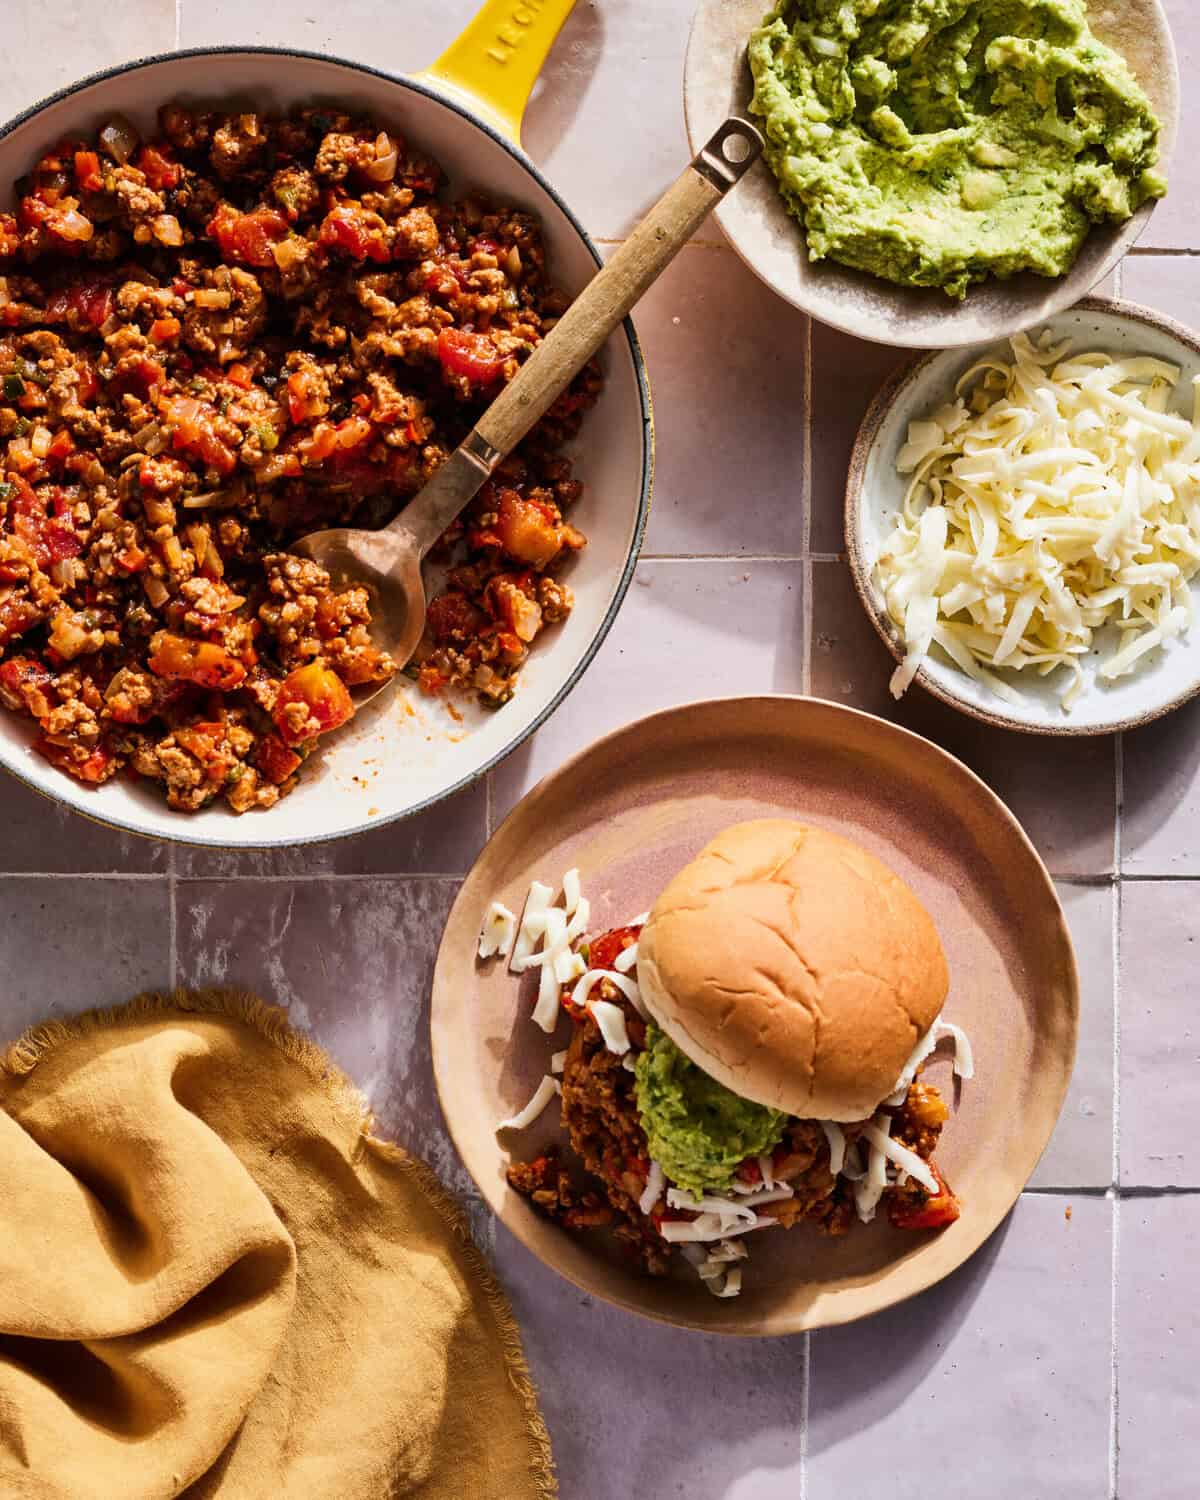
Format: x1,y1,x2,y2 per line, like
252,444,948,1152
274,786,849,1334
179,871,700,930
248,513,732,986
291,118,763,703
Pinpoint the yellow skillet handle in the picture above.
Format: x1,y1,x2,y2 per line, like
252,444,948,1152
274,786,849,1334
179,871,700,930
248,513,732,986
414,0,577,148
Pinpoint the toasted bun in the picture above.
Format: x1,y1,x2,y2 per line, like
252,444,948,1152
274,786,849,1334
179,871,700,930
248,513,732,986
636,821,949,1122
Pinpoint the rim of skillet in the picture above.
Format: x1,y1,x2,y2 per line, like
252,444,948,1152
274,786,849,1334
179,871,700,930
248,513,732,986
844,293,1200,738
0,45,655,849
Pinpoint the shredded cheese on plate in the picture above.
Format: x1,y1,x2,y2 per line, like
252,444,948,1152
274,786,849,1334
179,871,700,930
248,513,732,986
877,330,1200,709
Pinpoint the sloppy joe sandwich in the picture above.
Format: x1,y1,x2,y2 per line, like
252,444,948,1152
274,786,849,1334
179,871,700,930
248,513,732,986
490,819,974,1298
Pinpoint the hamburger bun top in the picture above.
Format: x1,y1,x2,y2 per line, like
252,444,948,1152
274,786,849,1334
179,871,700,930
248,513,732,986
635,820,949,1122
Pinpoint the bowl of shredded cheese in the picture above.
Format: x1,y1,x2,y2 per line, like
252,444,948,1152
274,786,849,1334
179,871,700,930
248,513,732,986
846,297,1200,734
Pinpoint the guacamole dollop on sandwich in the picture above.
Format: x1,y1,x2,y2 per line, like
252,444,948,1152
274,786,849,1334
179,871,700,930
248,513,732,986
748,0,1167,298
635,1024,787,1199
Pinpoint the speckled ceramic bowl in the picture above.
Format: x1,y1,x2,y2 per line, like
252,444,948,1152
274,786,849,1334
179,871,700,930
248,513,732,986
0,41,652,849
431,696,1078,1334
846,297,1200,735
684,0,1178,349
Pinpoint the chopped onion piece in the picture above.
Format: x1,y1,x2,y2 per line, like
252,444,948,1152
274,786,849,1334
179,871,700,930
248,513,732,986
638,1159,665,1216
712,1267,743,1298
496,1076,560,1134
550,1049,568,1075
757,1152,775,1189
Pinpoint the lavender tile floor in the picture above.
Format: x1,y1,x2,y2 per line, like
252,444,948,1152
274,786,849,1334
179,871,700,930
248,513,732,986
3,4,1198,1497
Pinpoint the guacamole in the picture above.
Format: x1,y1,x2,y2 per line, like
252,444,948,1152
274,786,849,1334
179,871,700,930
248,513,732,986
634,1025,787,1199
748,0,1166,298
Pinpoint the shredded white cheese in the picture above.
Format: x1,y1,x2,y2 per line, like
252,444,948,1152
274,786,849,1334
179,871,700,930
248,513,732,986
638,1159,665,1216
478,901,517,960
588,998,631,1055
571,967,645,1016
614,941,639,973
888,1014,977,1103
550,1049,568,1075
658,1213,781,1244
496,1075,561,1134
854,1112,891,1223
562,867,582,916
510,881,553,971
820,1120,847,1177
877,331,1200,709
861,1122,939,1196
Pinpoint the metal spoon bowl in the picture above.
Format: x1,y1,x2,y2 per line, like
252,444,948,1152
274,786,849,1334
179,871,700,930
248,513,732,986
291,118,763,708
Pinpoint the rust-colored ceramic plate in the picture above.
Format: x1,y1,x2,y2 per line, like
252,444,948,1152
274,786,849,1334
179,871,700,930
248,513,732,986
431,696,1078,1334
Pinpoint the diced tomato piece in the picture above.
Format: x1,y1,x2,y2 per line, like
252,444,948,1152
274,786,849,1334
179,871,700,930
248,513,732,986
225,361,253,390
46,429,75,465
333,415,372,451
416,663,448,695
437,328,505,388
736,1159,763,1186
115,546,148,574
493,489,563,569
888,1164,961,1231
426,591,487,644
0,656,53,718
297,422,338,465
317,203,390,262
0,594,42,647
255,732,302,785
272,662,354,745
286,367,326,425
149,316,181,344
136,143,181,192
585,925,642,975
74,362,98,405
73,151,103,193
160,393,237,476
148,631,246,691
207,203,289,268
34,736,116,784
4,477,80,569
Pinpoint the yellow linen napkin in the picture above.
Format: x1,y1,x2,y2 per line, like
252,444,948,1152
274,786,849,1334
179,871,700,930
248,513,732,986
0,990,555,1500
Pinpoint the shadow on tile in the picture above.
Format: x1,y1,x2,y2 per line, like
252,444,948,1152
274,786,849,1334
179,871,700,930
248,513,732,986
523,1,604,169
1122,694,1200,876
809,1209,1012,1451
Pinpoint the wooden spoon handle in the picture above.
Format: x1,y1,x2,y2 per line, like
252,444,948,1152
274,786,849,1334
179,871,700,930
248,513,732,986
399,118,763,556
477,117,763,455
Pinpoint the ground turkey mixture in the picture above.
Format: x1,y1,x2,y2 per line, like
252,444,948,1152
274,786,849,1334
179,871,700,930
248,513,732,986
508,923,961,1279
0,104,597,811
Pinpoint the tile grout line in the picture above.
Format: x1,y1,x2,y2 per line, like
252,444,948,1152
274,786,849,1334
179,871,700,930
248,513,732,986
799,1330,811,1500
1109,728,1123,1500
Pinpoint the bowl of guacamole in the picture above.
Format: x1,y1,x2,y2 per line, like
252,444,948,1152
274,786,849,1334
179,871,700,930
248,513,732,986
684,0,1178,345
